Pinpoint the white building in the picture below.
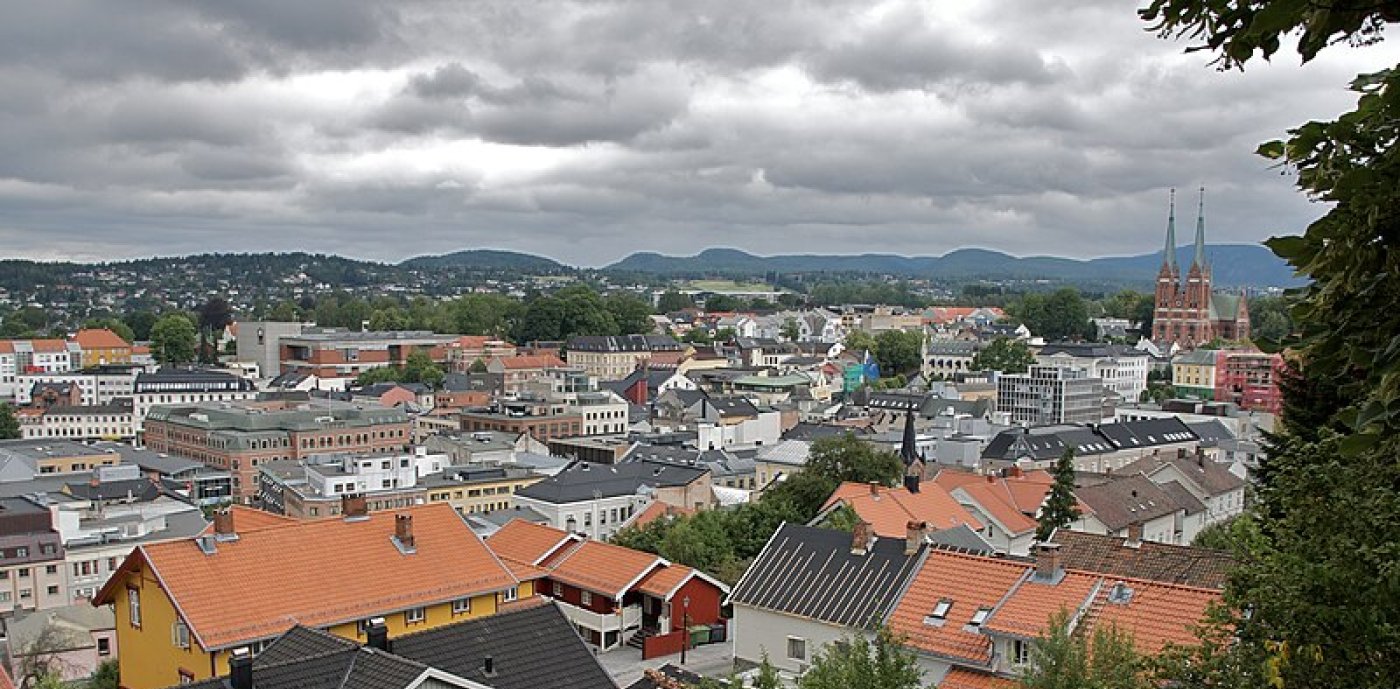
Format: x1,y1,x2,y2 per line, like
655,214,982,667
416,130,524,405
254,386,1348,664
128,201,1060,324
1036,343,1150,404
131,368,258,431
0,340,78,399
996,365,1105,425
21,401,135,441
14,365,144,406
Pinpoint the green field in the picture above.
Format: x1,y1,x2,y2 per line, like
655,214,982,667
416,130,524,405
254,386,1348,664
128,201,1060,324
682,280,777,292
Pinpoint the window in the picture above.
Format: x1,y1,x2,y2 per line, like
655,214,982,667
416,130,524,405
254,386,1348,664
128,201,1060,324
173,619,190,648
128,587,141,627
503,587,518,603
16,548,26,558
97,637,111,656
931,598,952,619
970,607,991,626
452,598,471,614
1013,639,1030,666
46,585,58,595
45,565,57,574
580,590,592,606
405,607,426,624
787,637,807,661
18,568,29,578
553,582,562,596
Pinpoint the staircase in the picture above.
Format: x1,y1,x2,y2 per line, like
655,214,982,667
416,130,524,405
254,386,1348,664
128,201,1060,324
627,627,659,650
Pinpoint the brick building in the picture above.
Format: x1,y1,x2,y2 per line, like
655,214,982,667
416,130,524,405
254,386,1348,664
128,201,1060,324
143,400,412,501
277,329,457,379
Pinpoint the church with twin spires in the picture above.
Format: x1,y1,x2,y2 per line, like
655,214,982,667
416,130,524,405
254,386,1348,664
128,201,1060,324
1151,188,1250,349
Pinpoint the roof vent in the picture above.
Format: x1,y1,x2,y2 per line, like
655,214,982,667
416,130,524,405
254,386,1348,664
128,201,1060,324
195,535,217,556
1107,581,1134,604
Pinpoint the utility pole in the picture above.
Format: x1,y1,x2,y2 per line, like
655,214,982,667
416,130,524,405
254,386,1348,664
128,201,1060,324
680,595,690,665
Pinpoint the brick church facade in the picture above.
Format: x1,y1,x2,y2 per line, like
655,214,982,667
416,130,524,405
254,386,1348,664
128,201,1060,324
1152,189,1250,349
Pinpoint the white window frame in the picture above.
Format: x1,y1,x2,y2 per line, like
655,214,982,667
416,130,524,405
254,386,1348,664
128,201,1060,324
503,586,518,602
1013,638,1031,666
787,636,807,661
452,598,471,615
127,588,141,627
404,607,426,624
580,590,592,607
172,619,190,648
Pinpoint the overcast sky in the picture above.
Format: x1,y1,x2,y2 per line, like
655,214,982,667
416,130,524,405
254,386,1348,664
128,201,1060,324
1,1,1396,267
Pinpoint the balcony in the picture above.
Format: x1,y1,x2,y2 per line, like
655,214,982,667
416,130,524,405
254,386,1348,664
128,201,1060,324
557,601,643,650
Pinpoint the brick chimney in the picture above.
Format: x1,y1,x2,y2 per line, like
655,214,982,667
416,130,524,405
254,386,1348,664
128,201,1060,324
905,520,927,556
851,520,873,556
394,513,415,551
212,508,237,542
1125,522,1143,548
985,474,996,484
365,617,389,651
342,493,368,520
1008,465,1023,478
1034,542,1063,582
868,481,881,499
230,648,253,689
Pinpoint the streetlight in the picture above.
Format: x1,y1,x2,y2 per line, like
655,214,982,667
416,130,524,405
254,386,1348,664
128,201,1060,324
680,595,691,665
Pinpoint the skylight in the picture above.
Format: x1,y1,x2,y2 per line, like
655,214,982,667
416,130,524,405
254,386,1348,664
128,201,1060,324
932,598,952,619
970,607,991,626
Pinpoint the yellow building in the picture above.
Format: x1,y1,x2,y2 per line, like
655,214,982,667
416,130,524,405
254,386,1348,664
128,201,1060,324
422,466,545,515
1171,348,1219,400
93,502,531,689
72,328,133,368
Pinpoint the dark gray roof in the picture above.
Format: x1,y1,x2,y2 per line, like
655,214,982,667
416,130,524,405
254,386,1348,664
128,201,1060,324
1120,452,1246,497
981,418,1200,461
1038,343,1148,359
1158,480,1207,515
1050,529,1235,589
783,423,869,441
703,396,760,418
392,601,616,689
567,334,682,352
926,524,997,555
472,505,551,527
729,523,925,628
181,626,432,689
1186,419,1235,445
515,461,707,503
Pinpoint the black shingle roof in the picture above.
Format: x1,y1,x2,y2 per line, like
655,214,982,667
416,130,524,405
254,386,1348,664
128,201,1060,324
729,523,925,628
392,602,616,689
179,626,433,689
515,460,707,503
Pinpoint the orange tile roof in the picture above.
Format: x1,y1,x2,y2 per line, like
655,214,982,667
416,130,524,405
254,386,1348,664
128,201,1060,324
228,506,298,532
981,570,1102,640
636,564,694,599
29,339,68,353
824,482,982,537
630,501,694,529
73,328,130,349
546,540,664,599
938,667,1021,689
96,504,516,651
888,550,1030,664
486,519,577,565
0,664,14,689
0,341,14,354
949,482,1038,535
1082,579,1220,654
501,557,551,582
132,344,151,354
496,354,565,370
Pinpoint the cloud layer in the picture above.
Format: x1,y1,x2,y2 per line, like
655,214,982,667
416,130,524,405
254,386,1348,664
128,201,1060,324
1,1,1396,266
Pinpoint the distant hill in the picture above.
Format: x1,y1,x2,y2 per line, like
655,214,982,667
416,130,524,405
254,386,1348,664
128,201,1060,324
605,245,1299,288
399,249,565,272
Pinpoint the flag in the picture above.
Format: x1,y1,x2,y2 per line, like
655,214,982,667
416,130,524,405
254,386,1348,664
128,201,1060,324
863,349,880,381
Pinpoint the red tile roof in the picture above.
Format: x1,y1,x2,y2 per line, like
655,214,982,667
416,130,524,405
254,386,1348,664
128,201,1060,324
95,504,517,651
73,328,131,349
938,668,1020,689
29,339,68,353
888,550,1029,664
546,540,664,599
636,564,695,599
1082,579,1221,654
486,519,578,565
495,354,565,370
982,570,1102,639
947,481,1038,535
0,341,14,354
823,482,983,536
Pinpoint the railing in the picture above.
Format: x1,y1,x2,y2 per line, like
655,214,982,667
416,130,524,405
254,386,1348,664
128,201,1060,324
557,601,643,635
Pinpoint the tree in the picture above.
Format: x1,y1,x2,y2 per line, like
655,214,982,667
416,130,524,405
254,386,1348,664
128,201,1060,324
844,330,878,358
367,307,408,331
1140,3,1400,687
656,290,695,313
806,433,904,487
971,337,1034,373
1036,449,1080,541
1247,295,1293,345
874,329,922,377
1011,288,1093,341
149,314,197,365
605,293,654,335
354,367,401,386
798,627,922,689
196,297,234,363
90,660,119,689
1189,513,1264,557
781,317,801,341
1021,610,1151,689
0,403,20,440
703,294,743,311
13,620,84,689
753,653,782,689
401,351,444,387
446,294,522,336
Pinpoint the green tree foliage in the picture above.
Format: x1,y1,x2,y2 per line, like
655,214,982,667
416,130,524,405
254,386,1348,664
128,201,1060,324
90,660,120,689
605,293,655,335
781,317,801,341
354,367,401,386
1010,288,1093,341
844,330,878,357
401,351,445,387
1189,513,1264,557
2,306,49,337
754,653,782,689
368,307,409,331
798,627,922,689
149,314,197,365
682,329,714,345
702,294,744,311
1036,449,1080,541
656,291,695,313
971,337,1035,373
0,403,20,440
806,433,904,487
82,318,135,343
1247,295,1293,345
1021,610,1151,689
1141,3,1400,687
873,330,923,377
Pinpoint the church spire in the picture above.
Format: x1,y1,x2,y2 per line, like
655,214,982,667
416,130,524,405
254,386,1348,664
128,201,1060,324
1192,186,1207,271
1162,188,1178,272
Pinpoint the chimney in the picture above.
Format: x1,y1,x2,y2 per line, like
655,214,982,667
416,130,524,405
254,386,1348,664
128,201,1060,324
394,513,415,552
851,520,873,556
1125,522,1144,548
342,493,368,520
1008,465,1023,478
868,481,881,499
230,647,253,689
985,474,995,484
1034,542,1063,582
905,520,927,556
365,617,389,651
212,508,237,542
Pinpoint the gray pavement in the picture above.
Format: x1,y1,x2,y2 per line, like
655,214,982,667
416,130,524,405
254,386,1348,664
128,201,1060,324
598,640,739,688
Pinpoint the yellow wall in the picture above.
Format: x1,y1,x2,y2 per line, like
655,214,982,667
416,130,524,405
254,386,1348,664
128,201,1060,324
425,476,544,515
82,347,132,368
113,570,536,689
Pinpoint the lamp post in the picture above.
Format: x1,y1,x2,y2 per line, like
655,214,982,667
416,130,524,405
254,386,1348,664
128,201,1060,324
680,595,691,665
